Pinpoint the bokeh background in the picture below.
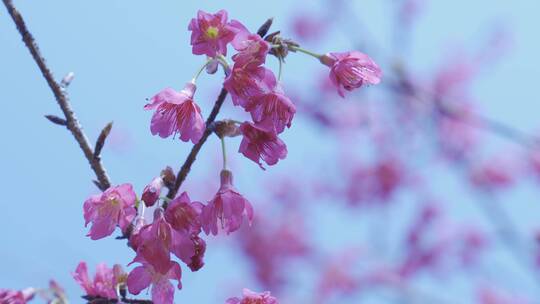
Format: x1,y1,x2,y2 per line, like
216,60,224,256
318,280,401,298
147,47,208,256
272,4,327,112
2,1,540,303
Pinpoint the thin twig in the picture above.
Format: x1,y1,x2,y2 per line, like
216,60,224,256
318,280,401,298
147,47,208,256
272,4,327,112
3,0,112,191
164,18,274,203
94,121,114,159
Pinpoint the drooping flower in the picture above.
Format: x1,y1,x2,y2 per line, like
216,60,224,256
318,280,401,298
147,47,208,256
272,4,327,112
239,122,287,169
131,207,203,274
224,65,270,109
232,34,270,68
226,288,279,304
163,192,207,271
83,183,137,240
246,71,296,134
201,170,253,235
188,10,247,57
129,209,174,275
127,259,182,304
0,288,35,304
72,262,126,299
145,83,205,144
141,176,164,207
320,51,382,97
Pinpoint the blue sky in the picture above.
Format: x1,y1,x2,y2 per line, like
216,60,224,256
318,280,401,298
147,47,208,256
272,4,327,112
2,1,540,303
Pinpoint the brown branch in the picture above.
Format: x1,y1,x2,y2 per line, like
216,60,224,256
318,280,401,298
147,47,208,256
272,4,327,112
3,0,111,191
164,18,274,203
83,295,152,304
94,121,114,159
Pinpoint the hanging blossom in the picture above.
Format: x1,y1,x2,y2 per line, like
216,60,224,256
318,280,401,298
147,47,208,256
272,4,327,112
83,183,137,240
224,35,272,109
320,51,382,97
245,70,296,134
226,288,279,304
239,122,288,169
0,288,35,304
130,208,198,275
72,262,127,300
145,83,205,144
232,33,271,69
164,192,206,271
127,259,182,304
127,210,185,304
201,169,253,235
127,196,205,304
188,9,248,57
224,65,270,109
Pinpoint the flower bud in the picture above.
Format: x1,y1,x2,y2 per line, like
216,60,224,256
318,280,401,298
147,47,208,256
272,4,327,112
141,177,164,207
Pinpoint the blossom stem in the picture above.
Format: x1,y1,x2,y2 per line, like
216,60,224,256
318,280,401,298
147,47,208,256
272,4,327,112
221,137,228,170
289,45,323,59
278,57,283,81
191,59,212,83
217,54,230,71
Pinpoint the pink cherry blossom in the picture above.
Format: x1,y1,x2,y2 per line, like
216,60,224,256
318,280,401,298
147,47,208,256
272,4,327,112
201,169,253,235
232,34,270,68
127,260,182,304
320,51,382,97
0,288,35,304
188,10,247,57
72,261,126,299
469,158,516,191
145,83,205,144
345,158,404,206
129,209,174,275
131,208,203,274
226,288,279,304
141,176,164,207
224,65,270,109
239,122,287,169
83,183,137,240
164,192,202,233
164,192,207,271
246,71,296,134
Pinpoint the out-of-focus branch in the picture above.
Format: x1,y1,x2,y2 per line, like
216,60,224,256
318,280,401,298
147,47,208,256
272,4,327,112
2,0,112,191
385,68,540,151
164,18,274,203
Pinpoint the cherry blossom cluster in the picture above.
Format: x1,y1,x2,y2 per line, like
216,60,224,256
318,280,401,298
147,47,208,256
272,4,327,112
74,8,381,304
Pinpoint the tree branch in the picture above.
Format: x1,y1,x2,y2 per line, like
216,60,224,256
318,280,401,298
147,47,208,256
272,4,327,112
83,295,152,304
3,0,112,191
164,18,274,203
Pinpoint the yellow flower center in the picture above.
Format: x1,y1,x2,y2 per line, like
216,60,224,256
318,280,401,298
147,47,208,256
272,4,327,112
109,197,120,206
206,26,219,39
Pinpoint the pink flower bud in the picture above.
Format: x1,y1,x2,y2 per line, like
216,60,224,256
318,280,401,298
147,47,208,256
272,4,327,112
141,176,164,207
